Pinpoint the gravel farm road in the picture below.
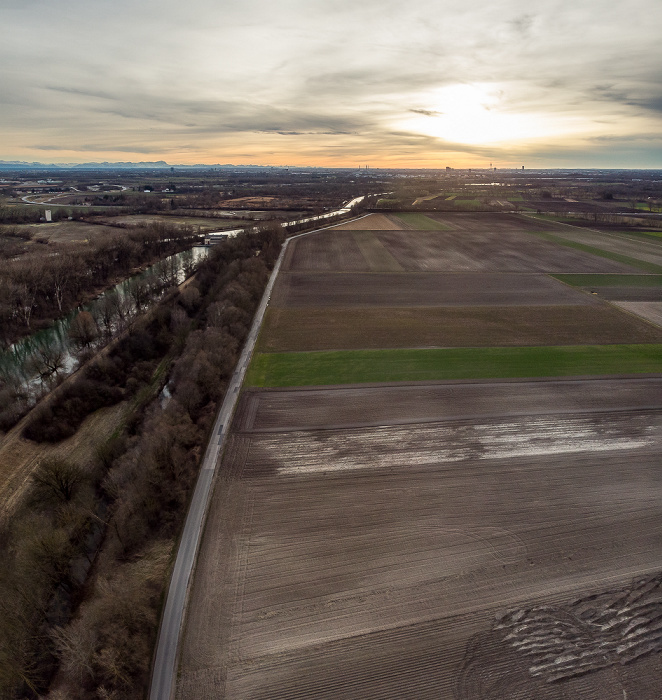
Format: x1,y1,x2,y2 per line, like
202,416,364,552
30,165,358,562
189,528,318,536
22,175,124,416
148,213,369,700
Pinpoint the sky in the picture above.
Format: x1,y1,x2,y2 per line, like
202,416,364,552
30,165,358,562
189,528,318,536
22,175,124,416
2,0,662,168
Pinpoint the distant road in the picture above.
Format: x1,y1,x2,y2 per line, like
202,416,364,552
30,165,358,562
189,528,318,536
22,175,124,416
148,212,370,700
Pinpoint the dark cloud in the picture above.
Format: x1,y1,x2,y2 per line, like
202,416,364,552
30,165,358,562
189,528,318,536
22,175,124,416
409,109,442,117
509,13,534,37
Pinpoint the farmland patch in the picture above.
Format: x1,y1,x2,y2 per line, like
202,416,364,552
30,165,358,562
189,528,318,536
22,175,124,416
330,213,405,230
257,304,662,352
270,272,596,307
284,231,369,272
392,212,452,230
236,378,662,432
245,344,662,387
178,379,662,699
528,228,662,273
284,217,643,273
614,301,662,327
351,231,403,271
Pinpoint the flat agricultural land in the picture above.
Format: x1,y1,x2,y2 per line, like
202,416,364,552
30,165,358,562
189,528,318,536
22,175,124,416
330,213,405,230
282,224,641,274
391,212,452,230
178,379,662,699
273,272,604,307
178,213,662,699
614,301,662,327
551,273,662,303
245,345,662,386
526,224,662,273
541,224,662,269
258,305,662,352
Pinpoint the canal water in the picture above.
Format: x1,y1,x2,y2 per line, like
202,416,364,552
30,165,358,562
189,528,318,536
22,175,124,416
0,246,209,399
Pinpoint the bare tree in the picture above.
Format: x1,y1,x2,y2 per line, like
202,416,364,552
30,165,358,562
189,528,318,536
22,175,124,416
68,311,99,349
32,458,84,503
27,337,66,382
126,276,151,313
49,256,71,313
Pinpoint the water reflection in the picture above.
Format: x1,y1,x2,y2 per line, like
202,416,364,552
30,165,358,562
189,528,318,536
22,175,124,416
0,246,208,402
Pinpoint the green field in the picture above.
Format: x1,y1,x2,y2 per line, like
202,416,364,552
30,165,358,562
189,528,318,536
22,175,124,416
392,213,451,230
245,345,662,387
551,274,662,287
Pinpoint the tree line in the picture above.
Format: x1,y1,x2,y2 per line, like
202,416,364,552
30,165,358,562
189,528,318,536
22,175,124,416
0,222,198,347
0,224,283,698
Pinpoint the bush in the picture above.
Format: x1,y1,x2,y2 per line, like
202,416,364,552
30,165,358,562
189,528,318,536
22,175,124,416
23,380,123,442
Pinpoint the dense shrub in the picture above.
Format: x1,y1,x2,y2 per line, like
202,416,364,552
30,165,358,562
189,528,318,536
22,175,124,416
23,380,124,442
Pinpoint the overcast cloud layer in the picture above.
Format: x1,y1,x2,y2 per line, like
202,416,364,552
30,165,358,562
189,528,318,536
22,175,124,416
2,0,661,167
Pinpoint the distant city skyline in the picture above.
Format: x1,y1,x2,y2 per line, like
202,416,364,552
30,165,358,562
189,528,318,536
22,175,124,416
3,0,661,169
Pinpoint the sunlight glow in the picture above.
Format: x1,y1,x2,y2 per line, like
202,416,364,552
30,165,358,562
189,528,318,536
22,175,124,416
401,83,562,145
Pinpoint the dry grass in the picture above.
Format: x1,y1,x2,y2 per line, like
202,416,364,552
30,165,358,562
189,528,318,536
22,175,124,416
0,401,127,522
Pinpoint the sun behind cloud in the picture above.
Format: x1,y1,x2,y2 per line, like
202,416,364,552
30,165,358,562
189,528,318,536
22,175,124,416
400,83,569,146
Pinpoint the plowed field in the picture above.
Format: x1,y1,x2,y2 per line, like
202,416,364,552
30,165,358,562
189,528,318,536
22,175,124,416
178,379,662,699
272,272,599,307
259,305,662,351
284,226,640,273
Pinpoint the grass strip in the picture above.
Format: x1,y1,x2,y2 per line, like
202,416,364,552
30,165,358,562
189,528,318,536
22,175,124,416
529,230,662,273
393,212,451,230
551,274,662,287
245,344,662,387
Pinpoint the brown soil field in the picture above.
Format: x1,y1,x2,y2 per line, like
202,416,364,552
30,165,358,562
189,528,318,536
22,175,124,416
591,286,662,301
424,212,568,233
177,379,662,699
258,304,662,351
236,378,662,431
283,230,372,272
284,224,639,273
271,272,596,307
531,223,662,268
330,213,406,230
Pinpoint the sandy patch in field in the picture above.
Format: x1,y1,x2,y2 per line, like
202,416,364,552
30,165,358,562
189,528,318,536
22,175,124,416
614,301,662,327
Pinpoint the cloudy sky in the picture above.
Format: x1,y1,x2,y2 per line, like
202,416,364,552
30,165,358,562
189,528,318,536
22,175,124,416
2,0,662,168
